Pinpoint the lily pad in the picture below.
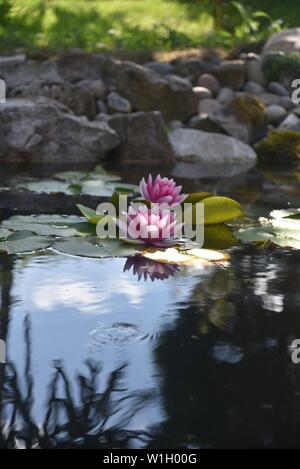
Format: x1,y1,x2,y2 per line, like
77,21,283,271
236,226,275,243
142,248,195,265
0,228,12,240
0,235,53,255
53,237,140,258
261,217,300,240
2,215,92,238
76,204,104,224
270,209,300,219
201,196,244,225
15,179,75,195
183,192,213,204
203,225,238,250
80,180,138,197
186,248,230,263
272,237,300,249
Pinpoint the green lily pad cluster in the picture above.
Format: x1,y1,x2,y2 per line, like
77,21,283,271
236,209,300,249
0,214,141,257
0,173,246,257
5,165,139,198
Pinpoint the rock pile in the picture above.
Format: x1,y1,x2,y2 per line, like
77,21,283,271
1,28,300,172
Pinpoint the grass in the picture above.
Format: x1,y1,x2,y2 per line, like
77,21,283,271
0,0,214,52
0,0,300,54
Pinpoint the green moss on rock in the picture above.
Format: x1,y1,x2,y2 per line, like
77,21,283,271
255,129,300,165
262,51,300,83
230,93,267,126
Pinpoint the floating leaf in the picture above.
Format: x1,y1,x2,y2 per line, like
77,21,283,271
2,215,90,237
272,237,300,249
142,248,195,265
15,179,74,195
76,204,104,224
203,224,237,250
261,217,300,240
0,235,53,255
0,228,11,240
186,248,230,263
199,196,244,225
236,226,275,243
183,192,213,204
53,237,139,258
6,230,35,241
54,171,87,183
270,209,300,220
80,179,115,197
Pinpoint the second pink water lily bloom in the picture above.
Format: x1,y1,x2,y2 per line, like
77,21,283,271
116,205,183,247
139,174,187,206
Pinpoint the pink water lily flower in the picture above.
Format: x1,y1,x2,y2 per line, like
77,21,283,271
116,205,183,247
139,174,187,206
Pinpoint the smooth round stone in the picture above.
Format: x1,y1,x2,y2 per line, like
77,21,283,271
244,81,265,95
107,91,132,113
279,113,300,130
279,96,295,110
145,61,175,75
267,81,288,96
259,92,281,106
198,98,221,114
245,58,266,85
267,104,287,124
217,87,234,104
193,86,212,99
168,120,184,130
197,73,220,96
89,78,107,99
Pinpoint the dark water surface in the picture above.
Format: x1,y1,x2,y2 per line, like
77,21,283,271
0,166,300,449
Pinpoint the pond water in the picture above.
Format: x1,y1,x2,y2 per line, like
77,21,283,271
0,165,300,449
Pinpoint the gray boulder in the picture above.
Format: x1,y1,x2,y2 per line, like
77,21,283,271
108,111,175,165
145,61,175,75
197,73,221,96
170,128,257,178
0,54,26,66
267,104,287,124
114,62,199,121
245,57,266,85
198,98,221,114
171,58,208,83
0,98,120,163
244,81,265,95
267,81,288,96
107,91,132,113
263,28,300,55
279,113,300,131
211,60,245,90
217,87,234,104
8,81,97,118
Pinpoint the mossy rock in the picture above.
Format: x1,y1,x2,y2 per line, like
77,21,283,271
262,51,300,84
255,129,300,166
230,93,267,126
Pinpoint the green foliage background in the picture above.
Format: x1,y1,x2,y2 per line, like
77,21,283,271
0,0,298,52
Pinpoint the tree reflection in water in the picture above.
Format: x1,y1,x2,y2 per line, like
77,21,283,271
0,315,154,449
150,246,300,449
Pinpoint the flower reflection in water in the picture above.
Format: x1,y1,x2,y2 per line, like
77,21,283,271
123,255,181,282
